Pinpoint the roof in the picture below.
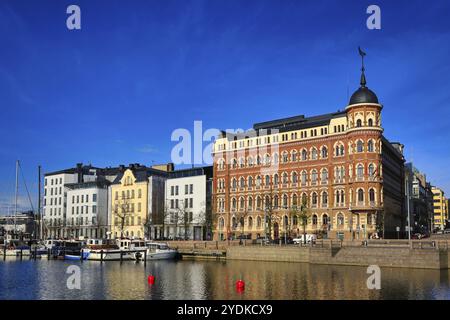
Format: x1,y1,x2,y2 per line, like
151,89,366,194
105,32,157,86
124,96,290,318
167,166,213,179
222,111,346,141
111,166,168,184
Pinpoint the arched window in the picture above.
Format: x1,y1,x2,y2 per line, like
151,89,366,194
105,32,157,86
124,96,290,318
322,192,328,205
284,215,289,228
368,118,373,126
239,217,244,228
248,157,254,167
357,164,364,178
301,149,307,160
356,119,362,127
232,217,237,230
240,197,245,209
301,171,307,184
337,214,344,226
283,194,288,208
311,148,318,160
321,146,328,158
311,170,318,184
265,196,270,209
292,172,298,183
265,175,270,185
301,193,308,205
257,216,262,228
219,217,224,230
291,150,297,161
282,152,289,163
312,192,318,206
292,194,298,207
273,153,279,164
369,188,375,203
257,197,262,209
239,157,245,168
232,198,237,210
248,176,253,187
367,214,373,225
240,177,245,188
368,140,374,152
264,154,271,165
274,174,279,185
282,172,288,184
357,140,364,153
312,214,318,225
248,217,253,229
358,189,364,202
248,197,253,209
274,195,279,208
256,175,262,186
368,164,375,177
293,215,298,226
232,178,237,188
321,169,328,182
322,214,329,225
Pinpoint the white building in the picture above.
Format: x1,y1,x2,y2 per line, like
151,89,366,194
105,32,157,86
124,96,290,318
164,167,213,240
66,180,109,239
43,164,120,239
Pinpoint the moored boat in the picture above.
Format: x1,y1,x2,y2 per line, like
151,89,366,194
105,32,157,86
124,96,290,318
137,242,177,261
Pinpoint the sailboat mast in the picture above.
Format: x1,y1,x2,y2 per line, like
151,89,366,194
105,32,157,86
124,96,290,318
14,160,19,233
38,165,42,240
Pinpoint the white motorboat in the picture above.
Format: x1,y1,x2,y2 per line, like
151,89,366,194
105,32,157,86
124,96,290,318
84,239,134,261
137,242,178,261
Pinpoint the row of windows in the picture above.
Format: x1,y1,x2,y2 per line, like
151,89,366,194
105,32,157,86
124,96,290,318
217,212,376,230
71,194,97,204
114,216,142,226
218,164,380,190
217,140,378,170
216,188,379,212
170,198,194,209
46,216,97,227
45,177,63,186
44,197,63,206
113,202,143,213
170,184,194,196
45,187,63,196
70,205,97,215
115,189,142,200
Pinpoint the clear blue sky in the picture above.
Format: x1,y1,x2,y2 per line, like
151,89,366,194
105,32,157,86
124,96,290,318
1,0,450,212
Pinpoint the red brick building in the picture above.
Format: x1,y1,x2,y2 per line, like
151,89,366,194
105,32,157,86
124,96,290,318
212,63,405,241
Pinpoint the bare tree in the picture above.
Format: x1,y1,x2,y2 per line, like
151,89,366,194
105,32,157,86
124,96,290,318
176,202,191,240
235,207,249,240
297,197,311,244
113,197,132,239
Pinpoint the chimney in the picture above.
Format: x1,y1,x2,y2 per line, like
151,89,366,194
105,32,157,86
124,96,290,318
76,163,83,183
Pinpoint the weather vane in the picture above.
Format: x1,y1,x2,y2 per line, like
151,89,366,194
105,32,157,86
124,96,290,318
358,46,367,87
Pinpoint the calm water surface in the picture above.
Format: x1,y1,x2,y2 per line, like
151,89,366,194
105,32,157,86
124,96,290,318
1,257,450,300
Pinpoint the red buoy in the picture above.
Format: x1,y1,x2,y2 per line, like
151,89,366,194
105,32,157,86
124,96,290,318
236,279,245,292
148,275,155,285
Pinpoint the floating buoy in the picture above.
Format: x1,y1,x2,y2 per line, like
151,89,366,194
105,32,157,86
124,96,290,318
148,275,155,285
236,279,245,292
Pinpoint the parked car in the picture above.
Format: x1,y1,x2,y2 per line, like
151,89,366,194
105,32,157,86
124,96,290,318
444,229,450,234
293,234,317,244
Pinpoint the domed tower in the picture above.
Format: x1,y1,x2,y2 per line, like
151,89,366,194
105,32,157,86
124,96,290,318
346,47,383,240
346,47,383,131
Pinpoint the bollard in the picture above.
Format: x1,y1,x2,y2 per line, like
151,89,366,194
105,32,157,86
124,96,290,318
47,248,50,260
20,249,23,260
144,251,147,266
147,275,155,285
100,250,104,263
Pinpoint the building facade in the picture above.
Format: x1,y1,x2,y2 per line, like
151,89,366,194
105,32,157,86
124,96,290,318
110,164,168,239
66,180,109,239
212,62,405,241
432,187,448,230
164,166,213,240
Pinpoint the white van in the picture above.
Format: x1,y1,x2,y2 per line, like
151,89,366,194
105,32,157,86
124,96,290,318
293,234,317,244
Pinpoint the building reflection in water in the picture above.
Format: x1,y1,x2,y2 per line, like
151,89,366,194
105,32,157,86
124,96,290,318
1,258,450,300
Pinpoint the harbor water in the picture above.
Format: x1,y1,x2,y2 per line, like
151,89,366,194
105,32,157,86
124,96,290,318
1,258,450,300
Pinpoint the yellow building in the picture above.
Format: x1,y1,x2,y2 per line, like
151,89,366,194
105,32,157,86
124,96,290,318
432,187,448,230
110,164,168,239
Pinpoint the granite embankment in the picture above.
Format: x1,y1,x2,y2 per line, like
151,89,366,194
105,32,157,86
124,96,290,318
167,240,450,269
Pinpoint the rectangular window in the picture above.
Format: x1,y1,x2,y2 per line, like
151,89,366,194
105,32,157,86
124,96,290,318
190,184,193,194
185,185,188,194
138,202,141,212
190,198,193,208
175,186,179,195
138,189,142,198
171,186,174,196
93,194,97,202
171,199,174,209
86,194,89,203
92,205,97,214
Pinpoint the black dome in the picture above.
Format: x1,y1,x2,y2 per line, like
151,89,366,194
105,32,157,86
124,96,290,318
349,86,379,105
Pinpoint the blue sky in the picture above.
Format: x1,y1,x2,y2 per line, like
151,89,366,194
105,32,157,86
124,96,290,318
1,0,450,212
